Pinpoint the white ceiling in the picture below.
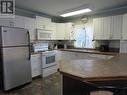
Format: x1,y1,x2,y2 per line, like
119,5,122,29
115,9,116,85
16,0,127,17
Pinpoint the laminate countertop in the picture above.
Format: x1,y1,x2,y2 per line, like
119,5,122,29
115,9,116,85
31,49,118,55
60,49,118,55
59,54,127,82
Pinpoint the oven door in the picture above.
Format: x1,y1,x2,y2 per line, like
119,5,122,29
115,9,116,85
42,53,56,68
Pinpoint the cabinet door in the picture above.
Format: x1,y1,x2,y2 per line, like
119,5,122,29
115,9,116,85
56,23,66,40
93,18,103,40
0,18,14,27
103,17,111,40
51,22,56,40
65,23,73,40
31,54,41,78
24,17,36,41
122,14,127,40
44,17,52,30
14,15,25,28
36,16,52,30
93,18,98,40
111,15,122,40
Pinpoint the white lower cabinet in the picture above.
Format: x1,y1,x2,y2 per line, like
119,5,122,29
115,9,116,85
31,54,41,78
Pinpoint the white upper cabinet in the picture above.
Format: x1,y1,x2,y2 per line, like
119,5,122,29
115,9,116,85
14,15,25,28
94,17,111,40
36,16,52,30
0,18,14,27
122,13,127,40
55,22,74,40
103,17,111,40
65,23,74,40
55,23,66,40
51,22,56,40
14,15,36,41
24,17,36,41
94,15,122,40
93,18,104,40
111,15,122,40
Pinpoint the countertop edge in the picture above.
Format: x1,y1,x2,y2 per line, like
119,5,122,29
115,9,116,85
31,49,119,55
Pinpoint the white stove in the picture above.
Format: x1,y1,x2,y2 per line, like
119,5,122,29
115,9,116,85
41,51,58,77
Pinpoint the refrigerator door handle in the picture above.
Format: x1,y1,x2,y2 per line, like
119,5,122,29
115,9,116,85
27,31,31,60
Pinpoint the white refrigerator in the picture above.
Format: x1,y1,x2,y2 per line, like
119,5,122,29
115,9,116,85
0,26,32,91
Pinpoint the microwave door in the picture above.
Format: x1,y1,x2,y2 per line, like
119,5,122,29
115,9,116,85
37,29,51,40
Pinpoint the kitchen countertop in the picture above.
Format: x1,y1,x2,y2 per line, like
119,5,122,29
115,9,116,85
31,49,118,55
59,54,127,82
31,50,56,55
31,52,42,55
60,49,119,55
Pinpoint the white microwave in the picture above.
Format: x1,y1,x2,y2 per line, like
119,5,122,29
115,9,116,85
37,29,51,40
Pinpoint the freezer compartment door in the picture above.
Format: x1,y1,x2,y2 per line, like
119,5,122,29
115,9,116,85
2,47,32,90
1,27,29,47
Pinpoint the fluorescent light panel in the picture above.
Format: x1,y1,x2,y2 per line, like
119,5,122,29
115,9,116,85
60,8,92,17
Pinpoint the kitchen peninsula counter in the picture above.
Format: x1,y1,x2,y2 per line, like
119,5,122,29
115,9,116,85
59,54,127,95
60,49,118,55
31,49,118,55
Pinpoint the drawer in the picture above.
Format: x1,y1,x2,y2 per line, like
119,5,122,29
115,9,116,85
42,65,58,77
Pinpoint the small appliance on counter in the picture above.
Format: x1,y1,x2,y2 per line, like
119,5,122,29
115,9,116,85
99,45,109,52
56,40,67,49
57,44,64,49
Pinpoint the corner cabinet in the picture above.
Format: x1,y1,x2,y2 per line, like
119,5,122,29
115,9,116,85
122,13,127,40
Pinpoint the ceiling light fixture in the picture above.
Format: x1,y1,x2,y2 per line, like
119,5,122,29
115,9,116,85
60,8,92,17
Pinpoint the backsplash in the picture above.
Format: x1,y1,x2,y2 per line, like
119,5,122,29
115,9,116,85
31,40,74,51
31,42,49,52
95,40,120,52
